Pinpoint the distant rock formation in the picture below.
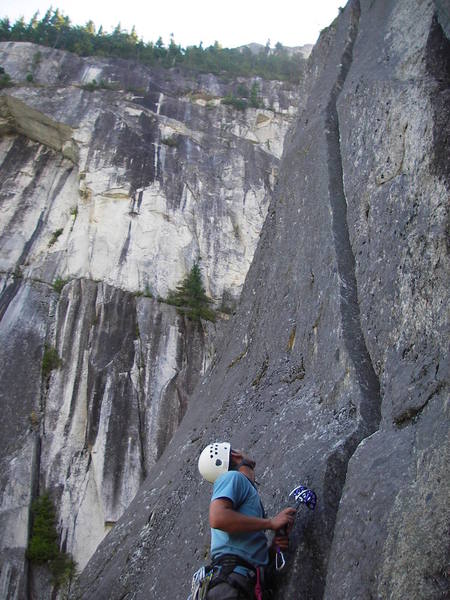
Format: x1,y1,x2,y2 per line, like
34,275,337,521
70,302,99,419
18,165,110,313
237,43,313,59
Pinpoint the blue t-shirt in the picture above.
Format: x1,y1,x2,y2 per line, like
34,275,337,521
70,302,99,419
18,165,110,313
211,471,269,568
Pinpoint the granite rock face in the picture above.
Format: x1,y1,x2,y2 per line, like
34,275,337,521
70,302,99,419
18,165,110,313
0,41,298,303
0,276,214,599
72,1,449,599
0,43,300,598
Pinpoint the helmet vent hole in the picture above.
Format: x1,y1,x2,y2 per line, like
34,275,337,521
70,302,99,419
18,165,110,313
215,459,222,466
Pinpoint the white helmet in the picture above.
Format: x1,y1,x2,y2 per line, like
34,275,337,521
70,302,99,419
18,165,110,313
198,442,231,483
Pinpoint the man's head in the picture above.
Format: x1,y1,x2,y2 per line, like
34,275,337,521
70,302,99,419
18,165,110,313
230,449,256,483
198,443,256,483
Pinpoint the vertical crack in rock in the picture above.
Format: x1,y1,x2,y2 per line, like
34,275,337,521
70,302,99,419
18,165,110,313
26,430,42,600
322,0,382,557
134,308,148,480
326,0,381,432
119,221,132,266
426,14,450,189
60,281,98,438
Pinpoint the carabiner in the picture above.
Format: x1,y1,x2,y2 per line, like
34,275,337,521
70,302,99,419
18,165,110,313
275,548,286,571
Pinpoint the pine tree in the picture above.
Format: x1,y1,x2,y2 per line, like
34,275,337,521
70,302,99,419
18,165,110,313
250,82,261,108
27,493,59,563
167,262,216,322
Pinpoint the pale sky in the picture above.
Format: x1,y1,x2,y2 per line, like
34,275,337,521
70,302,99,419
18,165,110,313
1,0,345,48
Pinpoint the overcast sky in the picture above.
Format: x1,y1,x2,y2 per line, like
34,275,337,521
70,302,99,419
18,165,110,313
2,0,345,48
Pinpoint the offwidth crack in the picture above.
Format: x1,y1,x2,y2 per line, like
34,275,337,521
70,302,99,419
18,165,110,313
319,3,383,596
325,0,381,436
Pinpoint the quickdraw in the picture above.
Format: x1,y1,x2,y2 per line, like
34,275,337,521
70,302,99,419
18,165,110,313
275,547,285,571
187,565,215,600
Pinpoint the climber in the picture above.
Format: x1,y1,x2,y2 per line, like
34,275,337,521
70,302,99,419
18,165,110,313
196,442,296,599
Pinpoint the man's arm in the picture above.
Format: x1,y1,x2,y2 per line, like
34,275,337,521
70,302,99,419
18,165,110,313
209,498,296,534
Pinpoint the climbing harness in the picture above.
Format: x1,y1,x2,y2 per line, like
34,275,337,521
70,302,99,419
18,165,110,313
275,484,317,571
187,555,258,600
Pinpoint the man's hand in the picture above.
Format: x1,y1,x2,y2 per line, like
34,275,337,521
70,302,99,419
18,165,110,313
271,531,290,552
268,507,296,532
269,524,292,562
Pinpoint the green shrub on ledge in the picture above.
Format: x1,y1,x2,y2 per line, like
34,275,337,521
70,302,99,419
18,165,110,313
27,492,77,586
222,93,247,111
53,277,69,293
42,344,62,378
0,66,13,88
48,228,63,247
